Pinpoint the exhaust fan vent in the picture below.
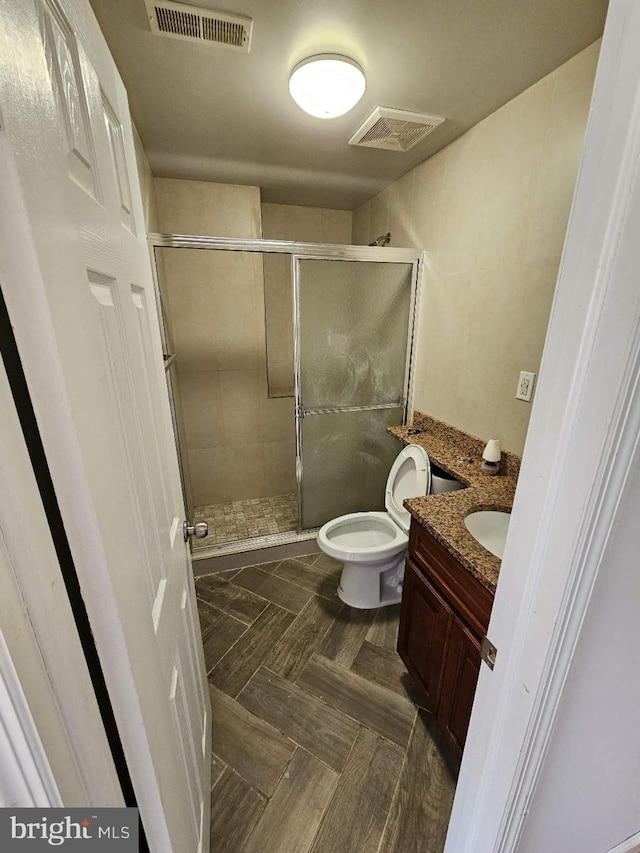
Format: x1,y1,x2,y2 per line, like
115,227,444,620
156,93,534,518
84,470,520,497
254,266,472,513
144,1,252,52
349,107,445,152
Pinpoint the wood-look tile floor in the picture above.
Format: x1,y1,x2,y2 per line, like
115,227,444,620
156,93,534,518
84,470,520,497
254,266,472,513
196,553,456,853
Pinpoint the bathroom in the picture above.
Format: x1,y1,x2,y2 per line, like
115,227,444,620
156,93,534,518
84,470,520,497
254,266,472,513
140,30,598,563
87,1,605,850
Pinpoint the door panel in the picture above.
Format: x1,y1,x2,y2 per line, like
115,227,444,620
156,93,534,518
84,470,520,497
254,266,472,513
300,406,403,528
102,94,136,234
87,270,167,606
398,559,452,714
0,0,210,849
295,256,415,530
296,258,413,409
130,284,175,527
37,0,101,200
438,616,481,760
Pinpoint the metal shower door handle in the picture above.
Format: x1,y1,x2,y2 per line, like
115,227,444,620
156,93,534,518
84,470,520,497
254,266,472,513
183,520,208,542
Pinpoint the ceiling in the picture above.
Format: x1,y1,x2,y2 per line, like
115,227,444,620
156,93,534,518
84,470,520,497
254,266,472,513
89,0,608,210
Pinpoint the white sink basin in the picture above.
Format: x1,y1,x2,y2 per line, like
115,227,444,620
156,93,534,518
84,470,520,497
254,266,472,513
464,511,511,559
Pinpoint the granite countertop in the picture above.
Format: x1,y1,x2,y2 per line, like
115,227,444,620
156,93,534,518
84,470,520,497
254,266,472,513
388,412,521,594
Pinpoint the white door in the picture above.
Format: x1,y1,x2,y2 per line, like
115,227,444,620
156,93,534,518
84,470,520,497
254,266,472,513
0,1,211,850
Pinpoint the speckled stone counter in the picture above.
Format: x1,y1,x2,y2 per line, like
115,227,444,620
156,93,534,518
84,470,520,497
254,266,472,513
388,412,521,593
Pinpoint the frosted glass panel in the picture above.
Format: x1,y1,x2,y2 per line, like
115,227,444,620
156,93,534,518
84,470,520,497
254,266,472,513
300,408,403,529
298,260,413,409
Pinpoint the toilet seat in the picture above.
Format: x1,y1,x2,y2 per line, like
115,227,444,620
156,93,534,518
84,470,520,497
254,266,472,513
319,511,408,564
385,445,431,532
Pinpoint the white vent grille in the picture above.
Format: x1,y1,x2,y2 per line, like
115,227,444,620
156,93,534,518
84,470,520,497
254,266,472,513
349,107,445,152
144,1,252,52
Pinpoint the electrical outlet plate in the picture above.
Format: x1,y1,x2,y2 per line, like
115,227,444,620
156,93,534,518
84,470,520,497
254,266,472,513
516,371,536,402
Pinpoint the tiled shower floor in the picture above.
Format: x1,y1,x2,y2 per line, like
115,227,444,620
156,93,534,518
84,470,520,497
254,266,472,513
193,494,298,550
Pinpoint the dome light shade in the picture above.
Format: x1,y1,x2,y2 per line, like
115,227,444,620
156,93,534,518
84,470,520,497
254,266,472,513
289,54,366,119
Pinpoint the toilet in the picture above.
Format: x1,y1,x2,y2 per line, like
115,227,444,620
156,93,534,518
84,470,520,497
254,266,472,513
317,445,431,609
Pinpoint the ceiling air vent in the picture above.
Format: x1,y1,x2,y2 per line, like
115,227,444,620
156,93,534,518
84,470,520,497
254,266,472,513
144,1,253,52
349,107,445,152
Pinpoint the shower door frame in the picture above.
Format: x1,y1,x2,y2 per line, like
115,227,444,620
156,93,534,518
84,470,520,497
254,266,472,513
147,233,423,553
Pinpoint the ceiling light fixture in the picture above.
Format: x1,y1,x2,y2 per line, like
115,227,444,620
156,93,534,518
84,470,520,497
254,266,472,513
289,54,366,119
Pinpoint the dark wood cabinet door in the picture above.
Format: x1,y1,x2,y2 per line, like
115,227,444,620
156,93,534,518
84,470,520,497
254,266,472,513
438,616,481,761
398,558,452,714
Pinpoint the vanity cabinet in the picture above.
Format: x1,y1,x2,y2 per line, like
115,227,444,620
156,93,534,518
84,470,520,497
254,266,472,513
398,521,494,763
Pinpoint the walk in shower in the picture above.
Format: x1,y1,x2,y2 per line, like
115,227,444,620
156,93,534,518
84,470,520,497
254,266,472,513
149,234,421,557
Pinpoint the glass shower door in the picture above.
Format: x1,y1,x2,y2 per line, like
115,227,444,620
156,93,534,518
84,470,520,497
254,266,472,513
294,257,416,530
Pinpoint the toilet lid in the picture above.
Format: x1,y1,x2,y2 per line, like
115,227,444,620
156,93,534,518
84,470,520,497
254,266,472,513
385,445,431,533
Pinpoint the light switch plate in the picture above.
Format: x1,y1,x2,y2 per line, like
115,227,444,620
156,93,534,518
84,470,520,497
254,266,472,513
516,371,536,402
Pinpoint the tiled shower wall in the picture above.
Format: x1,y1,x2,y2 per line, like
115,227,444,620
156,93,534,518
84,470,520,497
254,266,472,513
146,177,352,510
154,178,286,509
353,41,600,455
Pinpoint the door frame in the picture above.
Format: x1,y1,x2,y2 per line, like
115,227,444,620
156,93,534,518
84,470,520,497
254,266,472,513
446,1,640,850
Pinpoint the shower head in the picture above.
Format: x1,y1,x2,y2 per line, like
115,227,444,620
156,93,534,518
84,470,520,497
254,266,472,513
368,232,391,247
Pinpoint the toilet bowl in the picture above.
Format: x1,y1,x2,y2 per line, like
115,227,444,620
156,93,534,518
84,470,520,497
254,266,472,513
317,445,431,609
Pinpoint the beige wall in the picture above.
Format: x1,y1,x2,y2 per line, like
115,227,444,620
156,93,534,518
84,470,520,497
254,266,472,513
262,203,352,245
261,203,352,396
353,41,600,454
132,123,160,233
155,179,298,509
155,178,262,238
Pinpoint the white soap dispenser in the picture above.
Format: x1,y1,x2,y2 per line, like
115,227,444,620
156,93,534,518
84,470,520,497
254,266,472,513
481,439,501,475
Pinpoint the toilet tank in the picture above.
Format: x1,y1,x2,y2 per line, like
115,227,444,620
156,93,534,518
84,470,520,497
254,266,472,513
430,464,466,495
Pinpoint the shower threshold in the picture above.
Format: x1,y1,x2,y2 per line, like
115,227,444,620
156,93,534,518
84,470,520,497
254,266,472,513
191,528,318,560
